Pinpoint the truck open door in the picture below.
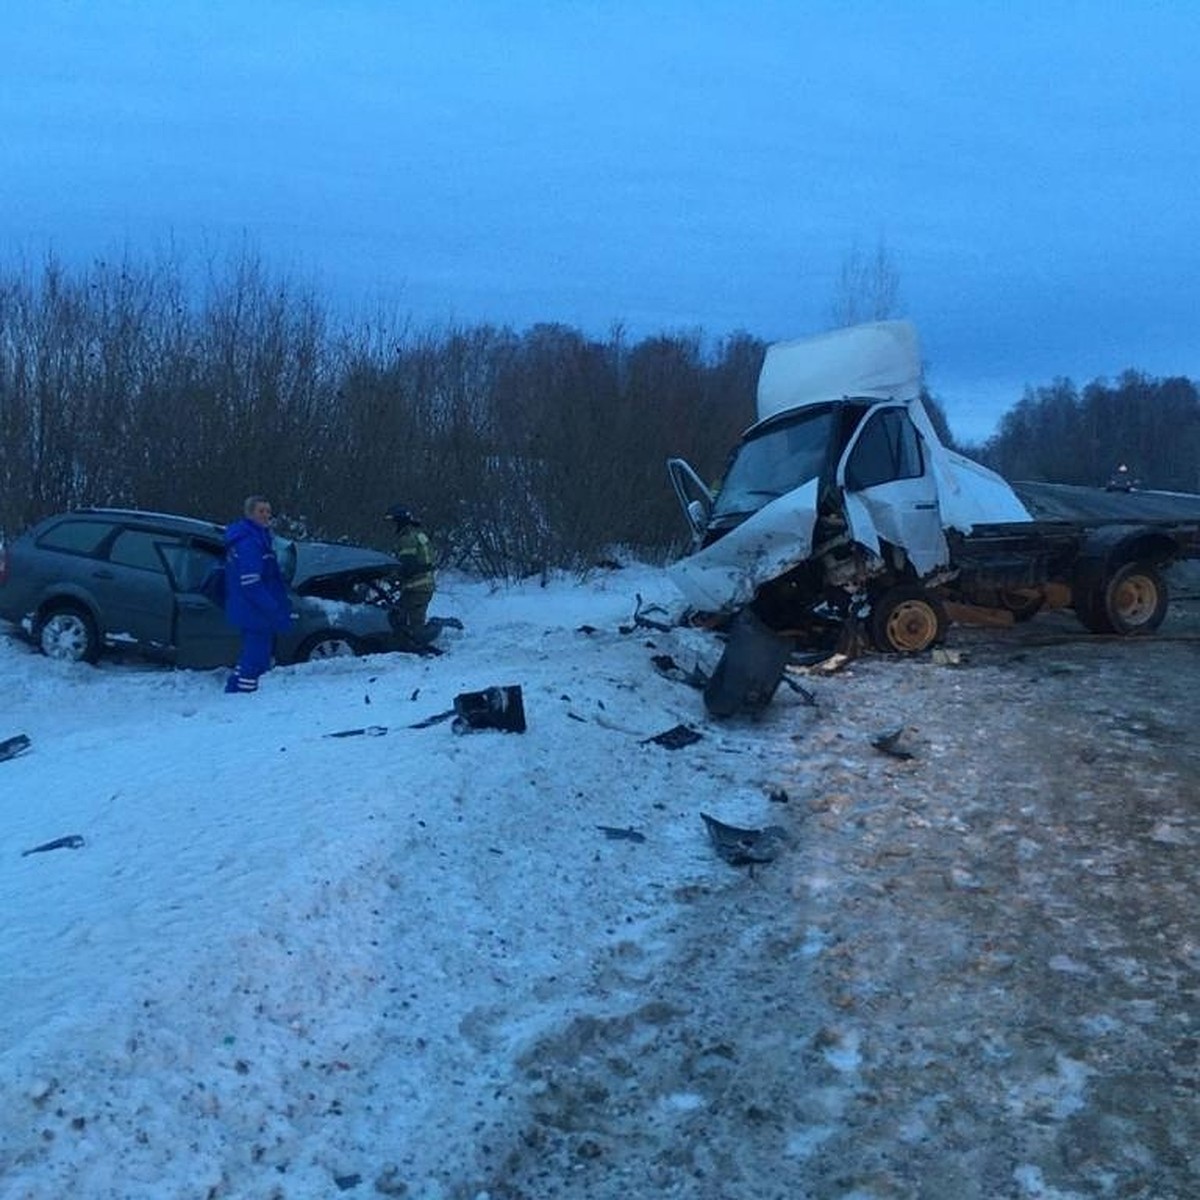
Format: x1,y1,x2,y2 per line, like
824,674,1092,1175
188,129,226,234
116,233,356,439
837,405,948,576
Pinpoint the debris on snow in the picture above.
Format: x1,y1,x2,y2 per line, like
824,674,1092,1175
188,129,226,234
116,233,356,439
452,684,527,733
700,812,787,866
641,724,703,750
596,825,647,843
0,732,31,762
21,834,86,857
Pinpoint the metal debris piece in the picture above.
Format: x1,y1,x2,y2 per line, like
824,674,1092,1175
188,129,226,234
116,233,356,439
22,834,86,857
651,654,710,691
596,825,647,842
700,812,787,866
327,725,390,738
622,593,674,634
0,733,31,762
407,709,456,730
641,724,704,750
779,674,817,705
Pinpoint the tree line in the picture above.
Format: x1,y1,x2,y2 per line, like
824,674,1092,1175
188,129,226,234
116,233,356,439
964,375,1200,493
1,254,1196,577
0,255,759,575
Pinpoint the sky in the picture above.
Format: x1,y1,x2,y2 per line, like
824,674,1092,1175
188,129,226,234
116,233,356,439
2,2,1198,443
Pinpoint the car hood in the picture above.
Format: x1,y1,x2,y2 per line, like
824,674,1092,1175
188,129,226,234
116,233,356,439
287,541,404,589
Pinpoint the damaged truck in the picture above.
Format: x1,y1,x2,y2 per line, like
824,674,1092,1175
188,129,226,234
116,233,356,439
666,320,1200,716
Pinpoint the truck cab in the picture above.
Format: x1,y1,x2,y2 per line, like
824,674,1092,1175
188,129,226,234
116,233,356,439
667,320,1029,625
667,321,1199,717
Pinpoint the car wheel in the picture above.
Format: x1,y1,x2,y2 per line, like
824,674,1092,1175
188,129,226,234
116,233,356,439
300,631,363,661
870,585,947,654
38,604,101,664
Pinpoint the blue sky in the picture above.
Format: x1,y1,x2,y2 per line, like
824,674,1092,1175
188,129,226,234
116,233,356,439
2,1,1197,442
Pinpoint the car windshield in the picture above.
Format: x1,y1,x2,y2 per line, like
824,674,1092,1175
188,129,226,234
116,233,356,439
712,405,836,519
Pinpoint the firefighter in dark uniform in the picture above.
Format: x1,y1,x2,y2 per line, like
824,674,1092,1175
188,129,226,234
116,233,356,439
385,503,436,641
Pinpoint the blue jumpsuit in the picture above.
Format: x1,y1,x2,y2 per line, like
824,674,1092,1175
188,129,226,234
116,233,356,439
223,519,293,692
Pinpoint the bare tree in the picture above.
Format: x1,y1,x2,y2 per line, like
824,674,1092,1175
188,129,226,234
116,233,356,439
828,237,902,327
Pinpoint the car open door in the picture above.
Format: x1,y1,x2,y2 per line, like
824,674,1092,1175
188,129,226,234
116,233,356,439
162,541,241,669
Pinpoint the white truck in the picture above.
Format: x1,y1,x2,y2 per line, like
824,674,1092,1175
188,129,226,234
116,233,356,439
666,321,1200,715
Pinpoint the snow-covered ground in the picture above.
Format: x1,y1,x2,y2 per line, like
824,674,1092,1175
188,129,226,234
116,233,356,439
2,563,1198,1200
0,564,772,1199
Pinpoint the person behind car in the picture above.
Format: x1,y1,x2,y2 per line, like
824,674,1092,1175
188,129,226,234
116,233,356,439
385,503,436,641
223,495,294,693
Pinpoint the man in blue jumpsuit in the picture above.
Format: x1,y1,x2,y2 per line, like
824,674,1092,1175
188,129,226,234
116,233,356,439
223,495,294,693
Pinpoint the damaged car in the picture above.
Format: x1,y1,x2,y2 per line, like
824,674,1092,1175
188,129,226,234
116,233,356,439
0,507,427,668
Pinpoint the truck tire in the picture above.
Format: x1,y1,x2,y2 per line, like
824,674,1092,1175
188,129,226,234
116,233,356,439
870,585,947,654
1078,561,1168,635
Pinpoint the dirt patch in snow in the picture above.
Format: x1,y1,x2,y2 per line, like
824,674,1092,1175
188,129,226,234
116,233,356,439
483,594,1200,1199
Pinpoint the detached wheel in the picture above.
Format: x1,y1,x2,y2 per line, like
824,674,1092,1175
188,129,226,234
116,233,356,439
37,604,101,664
300,631,363,661
870,585,947,654
1098,562,1167,635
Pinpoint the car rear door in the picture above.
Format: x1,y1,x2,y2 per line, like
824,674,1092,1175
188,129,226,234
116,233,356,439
102,527,189,657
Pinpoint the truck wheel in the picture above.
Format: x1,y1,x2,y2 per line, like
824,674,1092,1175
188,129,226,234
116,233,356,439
870,585,947,654
1092,561,1168,635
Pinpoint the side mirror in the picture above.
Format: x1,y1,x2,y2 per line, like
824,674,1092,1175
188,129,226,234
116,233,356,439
687,499,708,530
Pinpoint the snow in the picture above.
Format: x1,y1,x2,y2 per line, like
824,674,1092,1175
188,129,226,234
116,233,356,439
0,563,780,1199
3,563,1199,1199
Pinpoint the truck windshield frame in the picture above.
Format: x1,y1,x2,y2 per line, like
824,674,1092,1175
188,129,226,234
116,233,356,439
712,404,837,520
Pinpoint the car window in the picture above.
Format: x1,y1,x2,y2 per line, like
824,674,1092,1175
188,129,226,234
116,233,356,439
161,541,223,592
108,529,176,573
36,519,115,556
844,408,924,490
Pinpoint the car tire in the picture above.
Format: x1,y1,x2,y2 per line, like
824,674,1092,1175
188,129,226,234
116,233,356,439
37,603,101,664
869,585,947,654
299,631,363,661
